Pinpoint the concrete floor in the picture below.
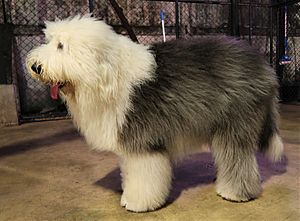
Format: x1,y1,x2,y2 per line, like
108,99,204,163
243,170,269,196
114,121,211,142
0,104,299,221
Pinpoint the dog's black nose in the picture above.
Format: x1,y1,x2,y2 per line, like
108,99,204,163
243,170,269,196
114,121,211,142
31,62,42,75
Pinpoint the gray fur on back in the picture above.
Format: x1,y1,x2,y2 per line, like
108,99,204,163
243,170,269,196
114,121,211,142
118,37,279,154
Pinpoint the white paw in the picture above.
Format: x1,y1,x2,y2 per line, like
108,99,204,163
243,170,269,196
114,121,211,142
120,194,127,207
216,184,260,202
119,153,172,212
217,190,251,202
120,193,162,212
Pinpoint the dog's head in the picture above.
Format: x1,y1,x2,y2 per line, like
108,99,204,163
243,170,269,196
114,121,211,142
26,15,119,100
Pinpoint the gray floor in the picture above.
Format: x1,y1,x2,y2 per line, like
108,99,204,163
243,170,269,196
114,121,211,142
0,104,299,221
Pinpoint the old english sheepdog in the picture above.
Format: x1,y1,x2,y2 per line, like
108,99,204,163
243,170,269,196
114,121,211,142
26,15,283,212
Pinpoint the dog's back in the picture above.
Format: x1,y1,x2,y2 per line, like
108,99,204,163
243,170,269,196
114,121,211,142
119,37,281,158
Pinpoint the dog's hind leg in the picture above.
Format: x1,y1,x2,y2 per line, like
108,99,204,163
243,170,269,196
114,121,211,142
211,130,262,202
120,152,172,212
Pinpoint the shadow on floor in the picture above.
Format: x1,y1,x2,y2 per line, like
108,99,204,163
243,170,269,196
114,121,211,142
95,152,287,203
257,152,288,182
0,128,79,158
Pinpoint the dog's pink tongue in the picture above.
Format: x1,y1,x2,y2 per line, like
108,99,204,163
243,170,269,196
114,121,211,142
50,84,59,100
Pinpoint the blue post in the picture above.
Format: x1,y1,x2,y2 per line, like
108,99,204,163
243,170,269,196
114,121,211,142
160,10,166,42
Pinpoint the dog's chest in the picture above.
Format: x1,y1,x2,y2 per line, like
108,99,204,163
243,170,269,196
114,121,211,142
67,95,120,152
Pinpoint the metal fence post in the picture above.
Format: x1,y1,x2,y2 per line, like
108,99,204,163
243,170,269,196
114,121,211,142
108,0,139,43
0,0,13,84
175,0,179,39
89,0,95,13
1,0,6,23
230,0,240,37
248,1,252,45
269,4,274,66
276,4,285,83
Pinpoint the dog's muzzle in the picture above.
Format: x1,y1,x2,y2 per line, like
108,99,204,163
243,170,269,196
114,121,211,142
31,62,42,75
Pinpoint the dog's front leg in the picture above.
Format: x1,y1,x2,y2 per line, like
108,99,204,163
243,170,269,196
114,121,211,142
120,152,172,212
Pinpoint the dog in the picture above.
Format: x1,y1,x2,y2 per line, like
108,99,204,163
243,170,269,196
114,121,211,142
26,15,283,212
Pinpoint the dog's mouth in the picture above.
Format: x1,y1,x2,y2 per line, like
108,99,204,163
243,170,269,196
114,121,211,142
28,66,73,100
34,77,66,100
27,61,71,100
50,83,65,100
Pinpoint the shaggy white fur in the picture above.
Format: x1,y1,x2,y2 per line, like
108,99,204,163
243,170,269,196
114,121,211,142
267,134,284,162
120,153,172,212
26,15,283,213
26,15,155,153
26,15,166,212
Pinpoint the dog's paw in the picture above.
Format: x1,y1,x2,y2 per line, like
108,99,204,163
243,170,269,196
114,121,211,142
217,191,252,202
216,185,260,202
120,193,162,212
120,194,127,207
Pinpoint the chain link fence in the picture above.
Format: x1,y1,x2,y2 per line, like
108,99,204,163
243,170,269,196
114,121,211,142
239,2,271,55
3,0,93,121
107,1,231,43
0,0,299,121
280,2,300,101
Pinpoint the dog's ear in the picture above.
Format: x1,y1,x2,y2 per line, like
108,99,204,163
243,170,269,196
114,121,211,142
43,21,50,35
44,20,53,28
43,21,53,40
